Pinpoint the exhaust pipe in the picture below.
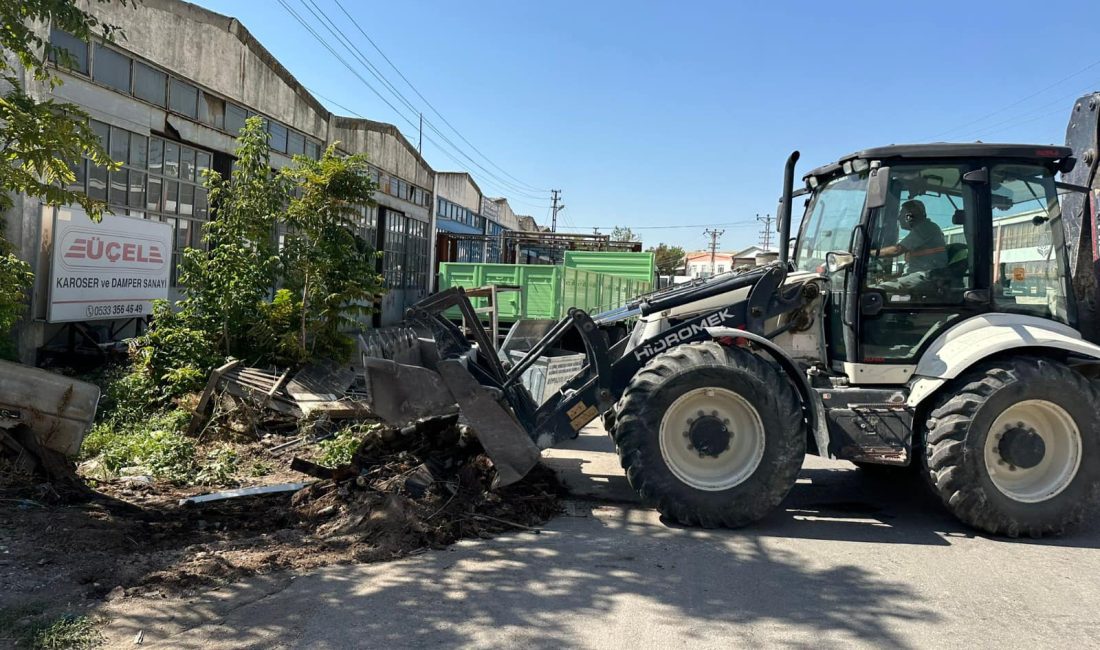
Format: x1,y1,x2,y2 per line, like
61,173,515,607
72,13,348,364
778,150,800,264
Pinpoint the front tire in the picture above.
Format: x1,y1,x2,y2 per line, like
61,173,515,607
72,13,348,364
924,357,1100,537
613,342,805,527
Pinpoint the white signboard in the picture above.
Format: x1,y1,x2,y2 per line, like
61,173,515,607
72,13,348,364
49,207,173,323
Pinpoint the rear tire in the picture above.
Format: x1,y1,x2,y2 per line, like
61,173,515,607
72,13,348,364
613,342,805,527
924,357,1100,537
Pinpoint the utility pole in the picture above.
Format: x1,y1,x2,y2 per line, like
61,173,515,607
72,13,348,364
757,213,774,251
418,113,423,156
550,189,563,233
703,228,724,277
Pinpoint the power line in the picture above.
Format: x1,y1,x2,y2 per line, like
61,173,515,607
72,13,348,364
965,82,1100,141
556,220,757,231
926,57,1100,140
330,0,548,194
295,0,549,201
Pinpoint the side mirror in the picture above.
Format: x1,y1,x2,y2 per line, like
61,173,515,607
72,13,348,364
825,251,855,274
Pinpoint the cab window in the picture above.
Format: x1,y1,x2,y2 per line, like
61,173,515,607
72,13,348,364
990,164,1069,323
794,173,868,274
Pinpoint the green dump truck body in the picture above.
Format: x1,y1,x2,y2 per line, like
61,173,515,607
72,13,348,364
438,251,655,322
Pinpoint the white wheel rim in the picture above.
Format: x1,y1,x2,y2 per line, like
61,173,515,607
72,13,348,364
983,399,1082,503
658,387,765,491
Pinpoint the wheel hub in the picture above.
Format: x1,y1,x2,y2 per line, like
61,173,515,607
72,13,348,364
688,416,731,458
983,399,1082,504
658,387,766,491
998,426,1046,469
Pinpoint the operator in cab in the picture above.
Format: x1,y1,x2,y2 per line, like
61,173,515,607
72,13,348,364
870,199,947,290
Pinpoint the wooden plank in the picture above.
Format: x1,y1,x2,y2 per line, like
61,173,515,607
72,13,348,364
186,359,241,436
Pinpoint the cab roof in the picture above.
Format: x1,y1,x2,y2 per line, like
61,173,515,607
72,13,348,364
805,143,1074,180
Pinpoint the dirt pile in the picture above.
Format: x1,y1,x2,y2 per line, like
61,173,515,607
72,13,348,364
290,414,562,561
1,415,562,610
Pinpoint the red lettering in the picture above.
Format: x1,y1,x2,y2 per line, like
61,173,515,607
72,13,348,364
105,241,121,262
136,244,149,263
122,242,137,262
88,237,104,260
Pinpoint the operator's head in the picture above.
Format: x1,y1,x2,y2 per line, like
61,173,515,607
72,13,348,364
899,199,927,230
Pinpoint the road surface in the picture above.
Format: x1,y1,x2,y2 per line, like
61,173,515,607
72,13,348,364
99,424,1100,648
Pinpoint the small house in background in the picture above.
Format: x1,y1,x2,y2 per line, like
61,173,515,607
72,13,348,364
680,245,771,279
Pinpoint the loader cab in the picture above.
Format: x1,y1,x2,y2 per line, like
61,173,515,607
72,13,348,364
793,144,1076,381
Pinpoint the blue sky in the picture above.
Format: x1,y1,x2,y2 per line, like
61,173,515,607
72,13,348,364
195,0,1100,252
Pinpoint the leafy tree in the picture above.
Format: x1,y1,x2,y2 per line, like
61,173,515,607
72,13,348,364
610,226,639,242
0,0,132,358
648,243,686,276
1,0,131,221
175,116,289,358
280,144,382,361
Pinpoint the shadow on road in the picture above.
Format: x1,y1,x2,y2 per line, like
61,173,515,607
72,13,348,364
547,454,1100,550
107,506,943,648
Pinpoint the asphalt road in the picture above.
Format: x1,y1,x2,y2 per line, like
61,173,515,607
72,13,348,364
100,424,1100,649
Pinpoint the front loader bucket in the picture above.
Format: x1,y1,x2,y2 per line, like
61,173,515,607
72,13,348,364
358,293,544,487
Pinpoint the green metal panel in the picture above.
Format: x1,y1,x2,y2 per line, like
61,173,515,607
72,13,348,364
438,263,560,321
563,251,656,283
438,252,654,323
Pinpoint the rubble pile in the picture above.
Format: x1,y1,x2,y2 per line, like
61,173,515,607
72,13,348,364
289,414,562,558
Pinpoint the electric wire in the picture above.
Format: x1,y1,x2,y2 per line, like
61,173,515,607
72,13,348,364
330,0,548,194
296,0,549,201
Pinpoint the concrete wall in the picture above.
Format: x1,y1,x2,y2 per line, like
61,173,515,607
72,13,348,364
436,172,482,213
333,117,433,213
88,0,329,139
489,198,520,231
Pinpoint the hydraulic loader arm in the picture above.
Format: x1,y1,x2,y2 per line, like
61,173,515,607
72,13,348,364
1061,91,1100,342
527,264,812,449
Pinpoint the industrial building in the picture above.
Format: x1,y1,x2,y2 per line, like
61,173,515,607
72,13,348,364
8,0,542,362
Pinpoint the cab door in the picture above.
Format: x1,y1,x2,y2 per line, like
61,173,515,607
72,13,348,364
851,162,986,380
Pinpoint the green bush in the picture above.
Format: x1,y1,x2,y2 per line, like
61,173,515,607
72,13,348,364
129,301,222,402
317,423,377,467
82,409,196,483
194,444,239,486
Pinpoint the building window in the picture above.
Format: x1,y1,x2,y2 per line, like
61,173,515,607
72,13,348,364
267,120,288,153
129,134,147,169
92,44,131,92
109,126,130,165
198,92,225,130
132,61,166,106
287,131,305,156
163,141,180,178
49,29,89,74
109,169,128,206
148,137,163,175
225,103,248,135
168,78,198,118
305,140,321,160
179,147,196,182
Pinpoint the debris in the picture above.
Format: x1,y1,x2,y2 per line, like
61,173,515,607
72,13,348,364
186,359,241,435
179,482,312,506
134,629,145,645
286,362,371,418
287,412,560,552
470,513,542,533
0,361,100,495
289,457,336,480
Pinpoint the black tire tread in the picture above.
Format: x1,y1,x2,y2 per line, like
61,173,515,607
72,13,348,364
923,356,1100,537
613,341,804,528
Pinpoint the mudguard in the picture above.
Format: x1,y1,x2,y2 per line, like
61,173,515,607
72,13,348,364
907,313,1100,408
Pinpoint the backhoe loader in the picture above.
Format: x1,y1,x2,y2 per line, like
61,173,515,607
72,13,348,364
361,92,1100,537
